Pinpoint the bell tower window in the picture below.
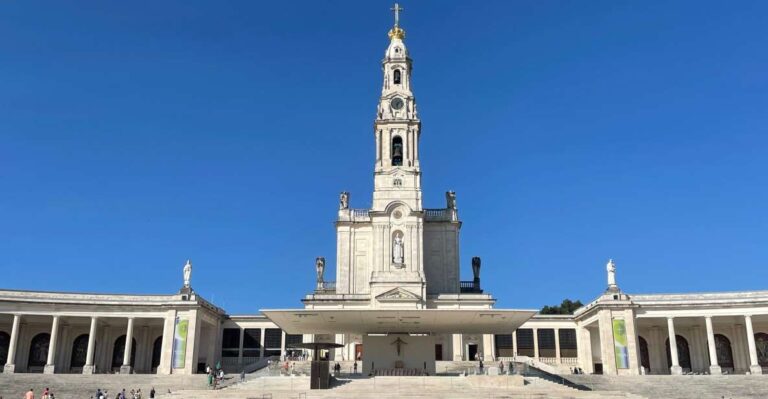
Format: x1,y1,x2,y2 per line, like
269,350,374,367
392,136,403,166
393,69,401,85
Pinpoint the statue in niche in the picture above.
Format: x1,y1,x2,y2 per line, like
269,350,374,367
393,232,404,264
446,191,457,209
315,257,325,287
183,259,192,288
339,191,349,210
607,259,617,290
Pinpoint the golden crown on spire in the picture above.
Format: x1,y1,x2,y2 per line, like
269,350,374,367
388,26,406,40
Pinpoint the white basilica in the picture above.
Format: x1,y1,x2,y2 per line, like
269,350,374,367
1,6,767,380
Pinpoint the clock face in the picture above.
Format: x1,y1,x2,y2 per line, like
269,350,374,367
391,97,404,110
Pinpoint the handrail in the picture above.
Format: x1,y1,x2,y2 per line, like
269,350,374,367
510,361,591,391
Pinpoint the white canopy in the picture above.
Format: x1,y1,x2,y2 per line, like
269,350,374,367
260,308,537,335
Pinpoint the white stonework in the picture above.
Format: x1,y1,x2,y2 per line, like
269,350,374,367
1,5,767,379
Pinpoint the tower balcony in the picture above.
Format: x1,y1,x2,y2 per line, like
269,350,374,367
424,208,458,222
337,208,371,223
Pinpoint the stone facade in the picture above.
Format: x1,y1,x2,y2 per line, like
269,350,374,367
1,6,767,379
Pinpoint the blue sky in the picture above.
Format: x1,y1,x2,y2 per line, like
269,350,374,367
1,1,767,314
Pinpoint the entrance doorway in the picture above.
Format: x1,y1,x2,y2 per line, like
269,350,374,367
467,343,478,361
435,344,443,361
355,344,363,361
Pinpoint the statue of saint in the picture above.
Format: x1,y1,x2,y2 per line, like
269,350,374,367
472,256,481,280
393,233,404,264
607,259,617,288
315,257,325,286
446,191,457,209
339,192,349,210
183,259,192,288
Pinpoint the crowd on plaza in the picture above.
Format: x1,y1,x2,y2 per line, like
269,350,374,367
92,387,153,399
205,362,226,389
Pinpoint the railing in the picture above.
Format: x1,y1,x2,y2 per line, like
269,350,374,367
315,281,336,293
460,280,482,293
338,208,371,223
424,208,454,221
352,209,370,218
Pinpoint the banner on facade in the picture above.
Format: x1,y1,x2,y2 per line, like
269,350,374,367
172,317,189,369
612,318,629,369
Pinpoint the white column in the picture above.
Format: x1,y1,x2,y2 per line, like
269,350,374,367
83,316,99,374
512,330,518,358
259,328,266,358
704,317,721,375
44,316,60,374
121,317,135,374
667,318,682,375
452,334,463,361
157,311,176,375
280,330,286,359
3,314,21,373
237,326,245,366
533,328,539,360
745,315,763,374
554,328,561,364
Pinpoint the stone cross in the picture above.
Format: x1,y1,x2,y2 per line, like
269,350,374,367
391,3,404,27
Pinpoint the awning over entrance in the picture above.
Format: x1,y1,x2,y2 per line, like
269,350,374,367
260,308,537,335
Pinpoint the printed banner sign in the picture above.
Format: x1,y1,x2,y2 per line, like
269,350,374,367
613,318,629,369
172,317,189,369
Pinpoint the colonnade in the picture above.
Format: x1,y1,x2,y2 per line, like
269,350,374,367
1,313,171,375
663,315,763,375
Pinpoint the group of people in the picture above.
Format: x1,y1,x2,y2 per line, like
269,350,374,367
23,388,55,399
93,388,154,399
205,363,225,389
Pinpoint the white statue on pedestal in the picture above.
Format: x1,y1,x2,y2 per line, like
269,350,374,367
183,259,192,288
606,259,617,290
393,233,404,264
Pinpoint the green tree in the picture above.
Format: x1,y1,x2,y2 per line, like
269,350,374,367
540,299,584,315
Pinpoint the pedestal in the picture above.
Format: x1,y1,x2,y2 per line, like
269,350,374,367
3,364,16,373
708,365,721,375
44,365,56,374
82,365,95,374
670,365,683,375
750,365,763,375
120,365,133,374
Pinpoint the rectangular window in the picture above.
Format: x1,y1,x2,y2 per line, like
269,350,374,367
222,328,241,349
494,334,514,357
264,328,282,350
516,329,534,357
538,329,556,357
559,328,578,358
243,329,261,349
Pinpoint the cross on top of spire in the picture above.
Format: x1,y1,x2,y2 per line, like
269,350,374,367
391,3,404,28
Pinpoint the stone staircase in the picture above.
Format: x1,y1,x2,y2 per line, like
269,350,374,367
0,373,213,399
568,375,768,399
165,375,648,399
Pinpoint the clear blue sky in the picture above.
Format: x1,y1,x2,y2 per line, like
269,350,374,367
1,1,767,314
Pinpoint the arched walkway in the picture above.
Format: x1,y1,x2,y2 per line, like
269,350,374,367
27,333,50,369
151,336,163,370
714,334,734,369
638,336,650,373
0,331,10,365
70,334,89,369
665,335,691,371
755,332,768,367
111,335,137,369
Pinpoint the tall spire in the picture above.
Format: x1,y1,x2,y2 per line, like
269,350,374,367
388,3,406,40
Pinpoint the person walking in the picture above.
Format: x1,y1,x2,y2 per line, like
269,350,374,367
240,369,245,382
25,389,34,399
149,388,155,399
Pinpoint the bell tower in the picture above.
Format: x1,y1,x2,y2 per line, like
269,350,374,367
372,3,422,212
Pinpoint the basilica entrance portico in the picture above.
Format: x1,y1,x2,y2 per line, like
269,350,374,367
262,309,536,374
